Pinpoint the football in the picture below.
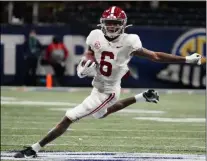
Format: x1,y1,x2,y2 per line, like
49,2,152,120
81,52,97,67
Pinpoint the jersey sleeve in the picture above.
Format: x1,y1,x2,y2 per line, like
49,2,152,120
128,34,142,54
86,29,101,50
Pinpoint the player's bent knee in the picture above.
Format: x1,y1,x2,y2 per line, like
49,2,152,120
65,103,89,122
63,116,73,124
65,109,78,122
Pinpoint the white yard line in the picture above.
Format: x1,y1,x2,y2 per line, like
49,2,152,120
2,120,205,126
1,143,205,149
1,134,203,140
1,151,205,161
134,117,206,123
1,100,78,106
1,116,63,120
2,127,205,133
1,86,205,94
1,97,17,101
2,100,165,114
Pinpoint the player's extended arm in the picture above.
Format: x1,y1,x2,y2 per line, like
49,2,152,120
132,48,202,65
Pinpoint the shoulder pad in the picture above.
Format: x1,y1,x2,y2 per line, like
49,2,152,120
86,29,103,46
126,34,142,50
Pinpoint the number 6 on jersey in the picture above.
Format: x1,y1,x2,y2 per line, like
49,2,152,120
100,51,114,76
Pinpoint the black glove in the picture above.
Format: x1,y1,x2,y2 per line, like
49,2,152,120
143,89,159,103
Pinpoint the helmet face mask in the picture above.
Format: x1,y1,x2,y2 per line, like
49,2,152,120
100,6,127,38
100,19,125,38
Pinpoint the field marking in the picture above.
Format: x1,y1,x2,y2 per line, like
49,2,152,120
2,127,205,133
1,134,204,140
2,100,165,114
1,120,205,126
118,109,165,114
1,86,205,94
1,116,64,120
1,143,205,149
1,97,17,101
1,151,205,161
134,117,206,123
1,100,78,106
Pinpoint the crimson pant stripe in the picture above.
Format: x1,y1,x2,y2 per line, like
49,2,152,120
91,93,115,114
78,93,115,120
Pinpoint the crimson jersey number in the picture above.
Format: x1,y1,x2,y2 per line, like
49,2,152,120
100,51,114,77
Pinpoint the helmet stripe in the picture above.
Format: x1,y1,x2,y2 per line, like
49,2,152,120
111,6,116,16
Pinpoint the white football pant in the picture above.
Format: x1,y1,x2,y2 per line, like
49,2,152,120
65,87,120,121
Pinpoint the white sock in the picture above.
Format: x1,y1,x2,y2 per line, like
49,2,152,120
134,93,146,102
31,142,41,153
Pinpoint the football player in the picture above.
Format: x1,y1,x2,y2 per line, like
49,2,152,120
14,6,201,158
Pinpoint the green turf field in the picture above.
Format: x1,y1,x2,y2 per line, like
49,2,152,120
1,87,206,155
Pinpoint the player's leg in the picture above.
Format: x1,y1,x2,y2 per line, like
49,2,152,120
14,116,72,158
101,89,159,118
39,116,71,147
14,98,91,158
14,88,118,158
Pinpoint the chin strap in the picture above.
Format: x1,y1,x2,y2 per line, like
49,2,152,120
125,24,133,28
96,23,133,38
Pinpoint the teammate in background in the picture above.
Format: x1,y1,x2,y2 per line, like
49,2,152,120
14,6,202,158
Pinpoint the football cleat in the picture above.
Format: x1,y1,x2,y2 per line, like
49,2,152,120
14,146,37,158
143,89,159,103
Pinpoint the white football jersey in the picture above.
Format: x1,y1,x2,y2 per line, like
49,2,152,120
86,29,142,93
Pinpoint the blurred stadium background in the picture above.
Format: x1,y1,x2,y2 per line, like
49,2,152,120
0,1,206,88
0,1,206,161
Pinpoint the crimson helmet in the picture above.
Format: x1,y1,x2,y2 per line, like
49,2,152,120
100,6,128,38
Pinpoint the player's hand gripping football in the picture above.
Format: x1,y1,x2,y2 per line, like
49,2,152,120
185,53,202,65
77,59,97,78
143,89,159,103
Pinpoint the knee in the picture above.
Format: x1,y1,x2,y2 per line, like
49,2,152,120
59,117,72,126
65,110,77,122
63,116,72,125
